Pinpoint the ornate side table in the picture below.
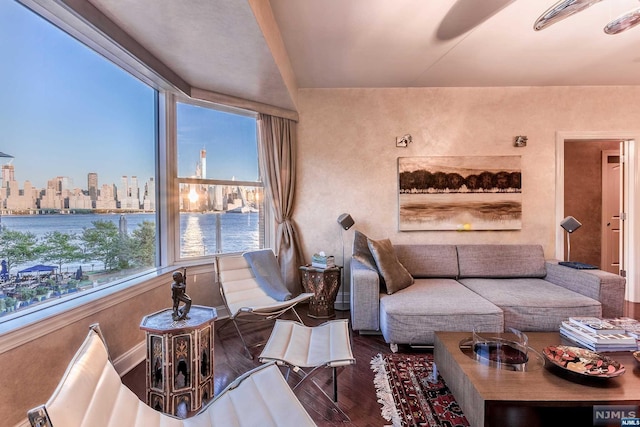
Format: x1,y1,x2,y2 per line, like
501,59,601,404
140,305,217,417
299,265,341,318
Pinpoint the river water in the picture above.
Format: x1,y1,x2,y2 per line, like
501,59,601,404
0,212,260,272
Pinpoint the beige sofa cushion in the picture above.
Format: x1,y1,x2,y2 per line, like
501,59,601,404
394,244,459,278
457,244,546,278
352,230,377,270
368,238,414,294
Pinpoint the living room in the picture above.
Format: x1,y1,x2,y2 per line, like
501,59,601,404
4,1,640,426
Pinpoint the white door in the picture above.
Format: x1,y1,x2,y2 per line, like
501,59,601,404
601,150,620,274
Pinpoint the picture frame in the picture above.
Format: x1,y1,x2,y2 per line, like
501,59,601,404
398,156,522,231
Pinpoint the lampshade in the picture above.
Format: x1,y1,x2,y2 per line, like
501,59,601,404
534,0,602,31
560,216,582,233
337,213,354,230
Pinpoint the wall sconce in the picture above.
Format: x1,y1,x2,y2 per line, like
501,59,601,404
396,134,412,148
514,136,527,147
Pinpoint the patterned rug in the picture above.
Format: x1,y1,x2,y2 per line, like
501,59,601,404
371,353,469,427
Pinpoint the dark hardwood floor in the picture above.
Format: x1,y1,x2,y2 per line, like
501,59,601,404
122,301,640,426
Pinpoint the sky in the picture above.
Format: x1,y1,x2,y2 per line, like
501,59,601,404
0,1,258,191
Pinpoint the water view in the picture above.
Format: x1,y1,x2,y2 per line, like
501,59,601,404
1,211,260,271
0,211,259,316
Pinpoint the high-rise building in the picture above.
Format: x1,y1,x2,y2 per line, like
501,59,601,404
200,148,206,179
131,175,140,207
2,164,14,186
48,176,73,194
88,172,98,202
143,177,155,211
96,183,117,209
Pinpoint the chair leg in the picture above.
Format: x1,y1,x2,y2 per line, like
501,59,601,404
230,318,254,360
291,366,350,421
333,367,338,402
291,307,304,324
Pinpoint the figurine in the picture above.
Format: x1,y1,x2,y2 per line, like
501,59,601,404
171,269,192,321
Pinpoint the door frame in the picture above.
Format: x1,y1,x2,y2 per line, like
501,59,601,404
601,149,620,274
555,131,639,301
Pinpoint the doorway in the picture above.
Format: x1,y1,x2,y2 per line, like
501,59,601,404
563,140,619,269
556,132,638,302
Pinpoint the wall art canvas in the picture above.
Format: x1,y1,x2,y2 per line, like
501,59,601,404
398,156,522,231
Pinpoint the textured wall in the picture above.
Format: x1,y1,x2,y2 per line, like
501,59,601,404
294,86,640,271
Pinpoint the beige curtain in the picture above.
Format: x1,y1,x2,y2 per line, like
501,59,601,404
257,113,304,294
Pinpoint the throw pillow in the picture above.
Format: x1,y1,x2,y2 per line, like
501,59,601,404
352,230,377,271
367,238,414,294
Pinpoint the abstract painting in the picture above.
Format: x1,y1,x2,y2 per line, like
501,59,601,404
398,156,522,231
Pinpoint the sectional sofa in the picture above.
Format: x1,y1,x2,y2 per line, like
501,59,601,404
350,232,626,350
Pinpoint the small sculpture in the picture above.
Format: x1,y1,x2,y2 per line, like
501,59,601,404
171,269,192,321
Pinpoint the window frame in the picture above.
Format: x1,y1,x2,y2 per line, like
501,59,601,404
173,96,270,261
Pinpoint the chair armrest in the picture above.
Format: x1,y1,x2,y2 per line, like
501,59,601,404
544,261,626,318
350,258,381,332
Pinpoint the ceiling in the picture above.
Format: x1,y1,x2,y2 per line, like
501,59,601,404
83,0,640,111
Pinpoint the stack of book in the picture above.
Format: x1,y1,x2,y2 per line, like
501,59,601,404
560,316,638,352
311,253,335,269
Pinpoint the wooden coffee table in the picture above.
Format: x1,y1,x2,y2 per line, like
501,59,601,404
434,331,640,427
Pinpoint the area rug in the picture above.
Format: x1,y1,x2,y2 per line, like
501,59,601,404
371,353,469,427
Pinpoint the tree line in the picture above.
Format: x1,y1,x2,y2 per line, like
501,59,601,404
0,219,156,278
399,170,521,193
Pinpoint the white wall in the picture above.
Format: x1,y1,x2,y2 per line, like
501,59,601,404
294,86,640,293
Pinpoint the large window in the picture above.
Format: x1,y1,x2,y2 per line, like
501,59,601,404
176,102,265,257
0,1,157,320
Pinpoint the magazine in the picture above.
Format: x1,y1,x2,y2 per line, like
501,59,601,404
606,317,640,339
568,317,626,335
561,321,636,345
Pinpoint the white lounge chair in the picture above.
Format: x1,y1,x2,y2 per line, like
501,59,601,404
27,324,316,427
215,253,313,358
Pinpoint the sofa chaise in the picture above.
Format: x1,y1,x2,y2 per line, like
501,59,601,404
350,232,626,351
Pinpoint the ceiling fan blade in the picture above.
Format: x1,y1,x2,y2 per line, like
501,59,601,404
437,0,516,40
604,7,640,34
534,0,602,31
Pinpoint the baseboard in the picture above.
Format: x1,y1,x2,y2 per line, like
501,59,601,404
113,339,146,376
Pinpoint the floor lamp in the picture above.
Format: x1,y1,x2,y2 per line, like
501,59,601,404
336,213,354,311
560,216,582,262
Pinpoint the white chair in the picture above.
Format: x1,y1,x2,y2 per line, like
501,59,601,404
215,253,313,358
258,319,356,420
27,324,316,427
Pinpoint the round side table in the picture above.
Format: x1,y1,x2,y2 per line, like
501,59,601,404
299,265,341,318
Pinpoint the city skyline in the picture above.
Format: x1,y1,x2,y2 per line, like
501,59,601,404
0,161,156,212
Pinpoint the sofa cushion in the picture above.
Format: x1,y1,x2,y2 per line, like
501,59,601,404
368,238,414,294
457,244,546,278
379,279,504,345
394,245,459,278
352,230,377,271
459,277,602,331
